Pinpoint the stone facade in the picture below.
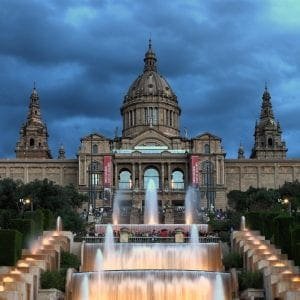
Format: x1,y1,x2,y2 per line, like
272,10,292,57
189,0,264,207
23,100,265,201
0,41,299,212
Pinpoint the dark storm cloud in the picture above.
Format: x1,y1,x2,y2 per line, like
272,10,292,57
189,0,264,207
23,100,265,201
1,0,300,158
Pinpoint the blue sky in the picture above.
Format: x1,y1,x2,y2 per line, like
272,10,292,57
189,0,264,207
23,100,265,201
1,0,300,158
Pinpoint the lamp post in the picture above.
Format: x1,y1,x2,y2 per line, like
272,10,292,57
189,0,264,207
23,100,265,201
283,198,292,216
19,198,33,215
278,197,292,216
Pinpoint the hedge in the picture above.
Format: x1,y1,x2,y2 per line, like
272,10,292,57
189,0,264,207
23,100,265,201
10,218,35,248
238,271,263,291
42,209,55,230
273,215,294,258
0,230,22,266
222,251,243,271
23,209,44,235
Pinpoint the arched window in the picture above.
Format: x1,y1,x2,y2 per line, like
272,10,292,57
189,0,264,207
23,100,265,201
119,170,132,189
92,144,98,154
29,138,35,147
144,167,159,189
204,144,210,154
171,170,184,189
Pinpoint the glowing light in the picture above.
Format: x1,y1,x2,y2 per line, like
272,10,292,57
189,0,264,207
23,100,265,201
25,258,34,261
0,285,4,291
268,255,278,261
274,262,285,267
258,245,267,250
282,270,292,274
292,277,300,282
263,251,271,255
10,269,21,274
3,277,14,283
18,262,29,268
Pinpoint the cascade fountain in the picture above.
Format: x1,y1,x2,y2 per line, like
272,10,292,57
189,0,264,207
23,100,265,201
144,179,159,224
68,185,232,299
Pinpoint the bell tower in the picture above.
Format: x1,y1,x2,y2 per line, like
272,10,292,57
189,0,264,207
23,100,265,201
250,85,287,159
15,85,52,159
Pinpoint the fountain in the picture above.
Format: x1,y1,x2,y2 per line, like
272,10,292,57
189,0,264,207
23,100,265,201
56,216,62,232
185,186,199,224
241,215,246,231
67,186,232,300
190,224,199,244
144,179,159,224
112,190,122,225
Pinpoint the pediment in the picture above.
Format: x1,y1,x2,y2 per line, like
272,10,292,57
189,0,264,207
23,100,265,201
80,132,108,142
131,128,172,148
194,132,221,141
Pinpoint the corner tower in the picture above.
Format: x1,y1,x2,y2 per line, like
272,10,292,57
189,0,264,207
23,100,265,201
250,86,287,159
15,86,52,159
121,40,181,138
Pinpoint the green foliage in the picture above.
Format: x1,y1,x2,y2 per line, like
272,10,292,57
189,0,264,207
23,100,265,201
0,229,22,266
228,190,248,212
0,209,18,229
10,218,35,248
227,187,280,212
238,271,263,291
291,225,300,266
23,209,44,235
61,251,80,270
40,270,66,292
42,209,55,230
0,178,23,211
222,252,243,271
209,218,231,231
57,208,85,233
273,215,294,257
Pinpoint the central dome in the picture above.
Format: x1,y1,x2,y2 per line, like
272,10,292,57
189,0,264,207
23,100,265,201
125,42,177,102
121,40,181,138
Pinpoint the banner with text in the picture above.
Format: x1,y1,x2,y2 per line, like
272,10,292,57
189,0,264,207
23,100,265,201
189,155,199,187
103,156,112,188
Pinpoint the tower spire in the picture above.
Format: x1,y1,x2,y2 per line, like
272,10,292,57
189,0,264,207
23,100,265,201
15,86,51,159
250,85,287,159
144,39,157,72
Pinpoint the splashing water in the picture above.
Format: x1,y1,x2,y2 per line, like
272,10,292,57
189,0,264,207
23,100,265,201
144,179,159,224
190,224,199,244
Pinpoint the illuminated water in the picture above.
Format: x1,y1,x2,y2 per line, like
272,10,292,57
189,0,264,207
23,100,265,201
144,179,159,224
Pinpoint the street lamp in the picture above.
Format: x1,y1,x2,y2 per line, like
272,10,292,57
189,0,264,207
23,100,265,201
19,198,33,214
278,198,292,216
283,198,292,216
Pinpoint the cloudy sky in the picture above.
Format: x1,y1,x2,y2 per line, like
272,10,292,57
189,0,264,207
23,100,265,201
1,0,300,159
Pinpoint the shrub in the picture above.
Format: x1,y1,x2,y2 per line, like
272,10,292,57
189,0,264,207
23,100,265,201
238,271,263,291
222,252,243,271
10,218,35,248
23,209,44,235
61,251,80,270
40,270,66,292
0,229,22,266
273,215,294,257
42,209,55,230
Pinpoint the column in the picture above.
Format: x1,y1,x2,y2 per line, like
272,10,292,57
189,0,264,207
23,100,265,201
114,162,118,189
132,163,135,189
139,163,142,189
161,163,165,190
168,163,171,190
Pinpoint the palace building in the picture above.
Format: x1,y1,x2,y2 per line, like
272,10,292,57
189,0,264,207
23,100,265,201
1,41,300,222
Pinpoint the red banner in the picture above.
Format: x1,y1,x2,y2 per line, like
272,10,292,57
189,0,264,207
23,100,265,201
103,156,112,188
189,155,199,187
